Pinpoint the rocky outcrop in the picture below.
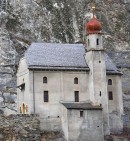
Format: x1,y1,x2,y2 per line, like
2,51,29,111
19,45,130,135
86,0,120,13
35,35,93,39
0,114,41,141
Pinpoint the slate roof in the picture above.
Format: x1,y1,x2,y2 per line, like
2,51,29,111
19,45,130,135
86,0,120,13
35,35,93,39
25,43,121,74
62,102,102,110
25,43,88,71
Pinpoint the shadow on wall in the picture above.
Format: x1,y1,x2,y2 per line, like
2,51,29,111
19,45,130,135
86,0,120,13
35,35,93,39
77,119,103,141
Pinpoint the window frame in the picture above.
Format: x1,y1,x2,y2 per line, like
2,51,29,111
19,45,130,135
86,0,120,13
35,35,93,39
75,91,79,102
80,111,84,117
97,38,99,45
100,91,101,96
108,79,112,85
43,77,47,84
44,91,49,102
74,77,78,84
108,91,113,100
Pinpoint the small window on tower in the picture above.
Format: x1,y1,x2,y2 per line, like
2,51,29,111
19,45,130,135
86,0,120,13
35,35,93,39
108,91,113,100
100,91,101,96
43,77,47,83
74,77,78,84
97,38,99,45
88,39,90,46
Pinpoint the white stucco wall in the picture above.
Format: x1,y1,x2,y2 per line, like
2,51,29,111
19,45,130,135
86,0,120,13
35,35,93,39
17,58,31,114
85,51,110,135
17,56,123,136
86,34,103,50
61,105,68,140
62,71,89,102
28,70,89,130
107,75,123,116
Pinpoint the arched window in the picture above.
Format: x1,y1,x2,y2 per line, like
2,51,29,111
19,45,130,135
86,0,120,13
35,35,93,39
97,38,99,45
108,79,112,85
74,77,78,84
43,77,47,83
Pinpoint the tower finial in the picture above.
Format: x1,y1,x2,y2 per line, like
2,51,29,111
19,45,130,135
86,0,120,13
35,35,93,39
86,4,102,35
92,4,96,17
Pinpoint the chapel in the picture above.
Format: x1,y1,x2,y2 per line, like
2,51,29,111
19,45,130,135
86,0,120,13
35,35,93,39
17,11,123,141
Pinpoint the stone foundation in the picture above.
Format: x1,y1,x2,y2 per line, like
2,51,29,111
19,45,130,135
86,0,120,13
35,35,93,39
41,131,65,141
0,114,130,141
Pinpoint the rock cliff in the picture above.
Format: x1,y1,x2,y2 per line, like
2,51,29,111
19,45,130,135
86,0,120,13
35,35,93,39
0,0,129,111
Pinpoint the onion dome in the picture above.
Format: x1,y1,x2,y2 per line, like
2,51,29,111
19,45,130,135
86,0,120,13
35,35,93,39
86,16,102,34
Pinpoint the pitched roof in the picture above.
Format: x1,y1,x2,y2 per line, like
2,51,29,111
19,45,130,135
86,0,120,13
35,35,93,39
25,43,121,74
25,43,88,71
105,54,122,75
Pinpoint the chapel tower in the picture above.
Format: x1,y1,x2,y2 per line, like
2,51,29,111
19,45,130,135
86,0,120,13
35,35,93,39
85,7,110,135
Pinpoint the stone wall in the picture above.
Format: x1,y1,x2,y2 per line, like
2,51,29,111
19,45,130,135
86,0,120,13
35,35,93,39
41,131,65,141
0,114,41,141
105,135,130,141
0,114,65,141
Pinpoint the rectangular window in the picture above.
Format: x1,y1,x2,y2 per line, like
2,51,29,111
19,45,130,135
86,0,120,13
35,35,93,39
80,111,83,117
97,38,99,45
44,91,49,102
75,91,79,102
108,91,113,100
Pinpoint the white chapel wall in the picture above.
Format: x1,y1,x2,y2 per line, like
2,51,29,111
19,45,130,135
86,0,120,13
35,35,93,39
107,75,123,116
29,70,89,130
17,58,30,114
67,109,104,141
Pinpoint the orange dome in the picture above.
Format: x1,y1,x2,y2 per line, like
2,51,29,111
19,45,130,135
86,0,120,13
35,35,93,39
86,16,102,34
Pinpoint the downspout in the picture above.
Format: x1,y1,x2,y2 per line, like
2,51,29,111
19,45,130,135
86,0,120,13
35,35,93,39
33,70,35,113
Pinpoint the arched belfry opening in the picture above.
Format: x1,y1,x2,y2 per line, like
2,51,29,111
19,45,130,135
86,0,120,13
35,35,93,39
97,38,99,45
